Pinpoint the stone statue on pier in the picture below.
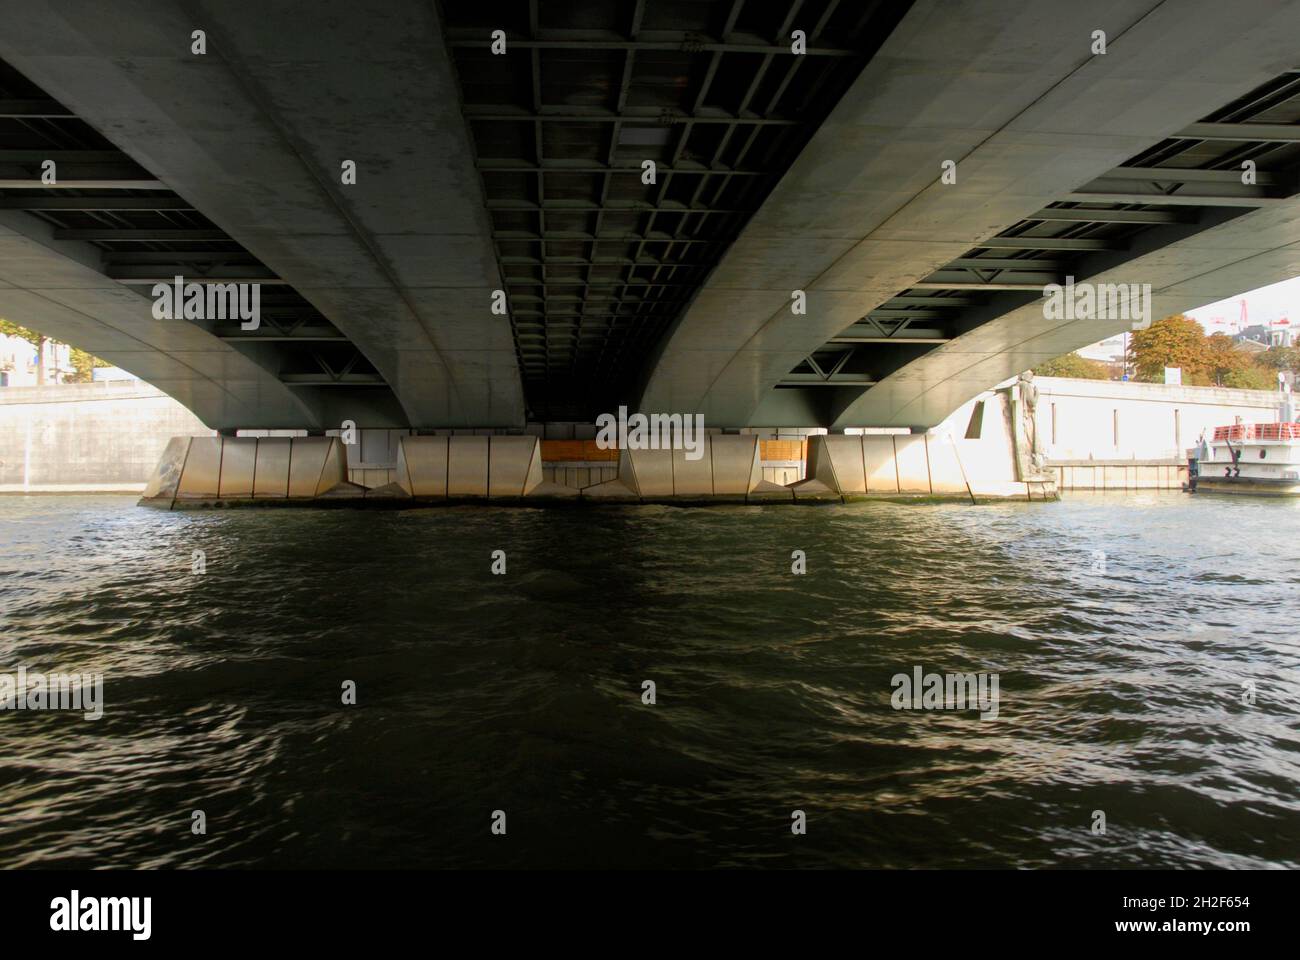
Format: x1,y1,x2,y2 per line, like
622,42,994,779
1018,370,1046,473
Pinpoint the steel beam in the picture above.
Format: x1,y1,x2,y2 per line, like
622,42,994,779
828,336,950,344
0,195,195,210
1065,191,1278,207
0,179,167,190
778,373,876,386
53,229,231,241
279,374,387,386
1109,165,1280,185
1025,207,1186,223
976,237,1119,251
464,104,800,125
911,281,1045,291
477,160,766,175
945,257,1064,269
0,149,134,163
1173,122,1300,141
883,295,978,306
0,98,74,118
445,32,858,57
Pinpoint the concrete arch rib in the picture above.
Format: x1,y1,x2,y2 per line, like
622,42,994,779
638,0,1300,428
835,196,1300,429
0,214,320,430
0,0,525,429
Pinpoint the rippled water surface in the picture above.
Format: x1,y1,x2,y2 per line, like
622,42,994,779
0,493,1297,869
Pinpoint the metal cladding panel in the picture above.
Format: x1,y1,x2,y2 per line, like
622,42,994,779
862,436,900,494
176,437,222,499
141,436,191,501
218,438,257,498
925,435,969,495
447,436,489,497
893,435,931,494
672,442,714,497
399,436,449,498
288,438,332,498
627,447,674,497
488,437,539,498
710,435,762,495
824,436,867,494
253,438,291,498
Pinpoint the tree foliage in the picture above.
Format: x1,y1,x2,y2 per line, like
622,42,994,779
1256,345,1300,373
1128,313,1290,390
0,317,45,347
1203,332,1249,386
1130,314,1209,381
1,316,108,382
1034,352,1109,379
67,348,110,383
1034,313,1291,391
1224,364,1278,390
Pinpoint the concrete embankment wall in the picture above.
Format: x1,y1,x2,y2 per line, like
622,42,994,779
1052,460,1187,492
0,381,212,492
1035,378,1279,461
1030,378,1280,491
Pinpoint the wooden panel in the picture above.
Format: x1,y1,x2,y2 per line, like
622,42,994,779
760,439,805,462
540,439,621,462
542,440,585,462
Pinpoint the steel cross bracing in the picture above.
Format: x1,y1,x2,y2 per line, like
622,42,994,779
441,0,912,420
0,60,391,398
783,70,1300,395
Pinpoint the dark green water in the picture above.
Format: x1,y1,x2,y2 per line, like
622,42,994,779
0,493,1297,869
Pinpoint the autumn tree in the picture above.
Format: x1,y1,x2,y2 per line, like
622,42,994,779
1130,314,1210,382
1034,352,1110,379
1257,345,1300,374
1203,332,1249,386
1224,364,1278,390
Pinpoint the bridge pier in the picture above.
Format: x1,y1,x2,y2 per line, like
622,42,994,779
791,434,1055,503
138,392,1048,507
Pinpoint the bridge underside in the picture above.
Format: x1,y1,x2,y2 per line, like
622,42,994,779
640,0,1300,430
436,0,911,420
0,0,1298,432
0,0,524,430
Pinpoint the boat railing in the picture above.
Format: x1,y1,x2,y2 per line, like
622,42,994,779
1212,423,1300,441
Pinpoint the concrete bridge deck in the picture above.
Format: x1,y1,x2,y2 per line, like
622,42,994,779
0,0,1297,457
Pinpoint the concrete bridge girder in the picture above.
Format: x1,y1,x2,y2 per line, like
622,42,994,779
0,0,525,429
837,198,1300,428
637,0,1300,429
0,210,321,428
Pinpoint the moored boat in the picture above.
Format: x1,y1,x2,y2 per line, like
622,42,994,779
1187,385,1300,496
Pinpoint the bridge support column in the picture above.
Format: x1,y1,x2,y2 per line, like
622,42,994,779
139,436,359,508
138,412,1056,507
792,390,1058,503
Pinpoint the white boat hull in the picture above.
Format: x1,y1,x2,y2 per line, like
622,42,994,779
1190,428,1300,496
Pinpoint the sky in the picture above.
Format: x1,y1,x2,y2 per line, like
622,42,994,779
1185,275,1298,333
1078,275,1298,361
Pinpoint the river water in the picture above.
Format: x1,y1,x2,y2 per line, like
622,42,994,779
0,493,1296,869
